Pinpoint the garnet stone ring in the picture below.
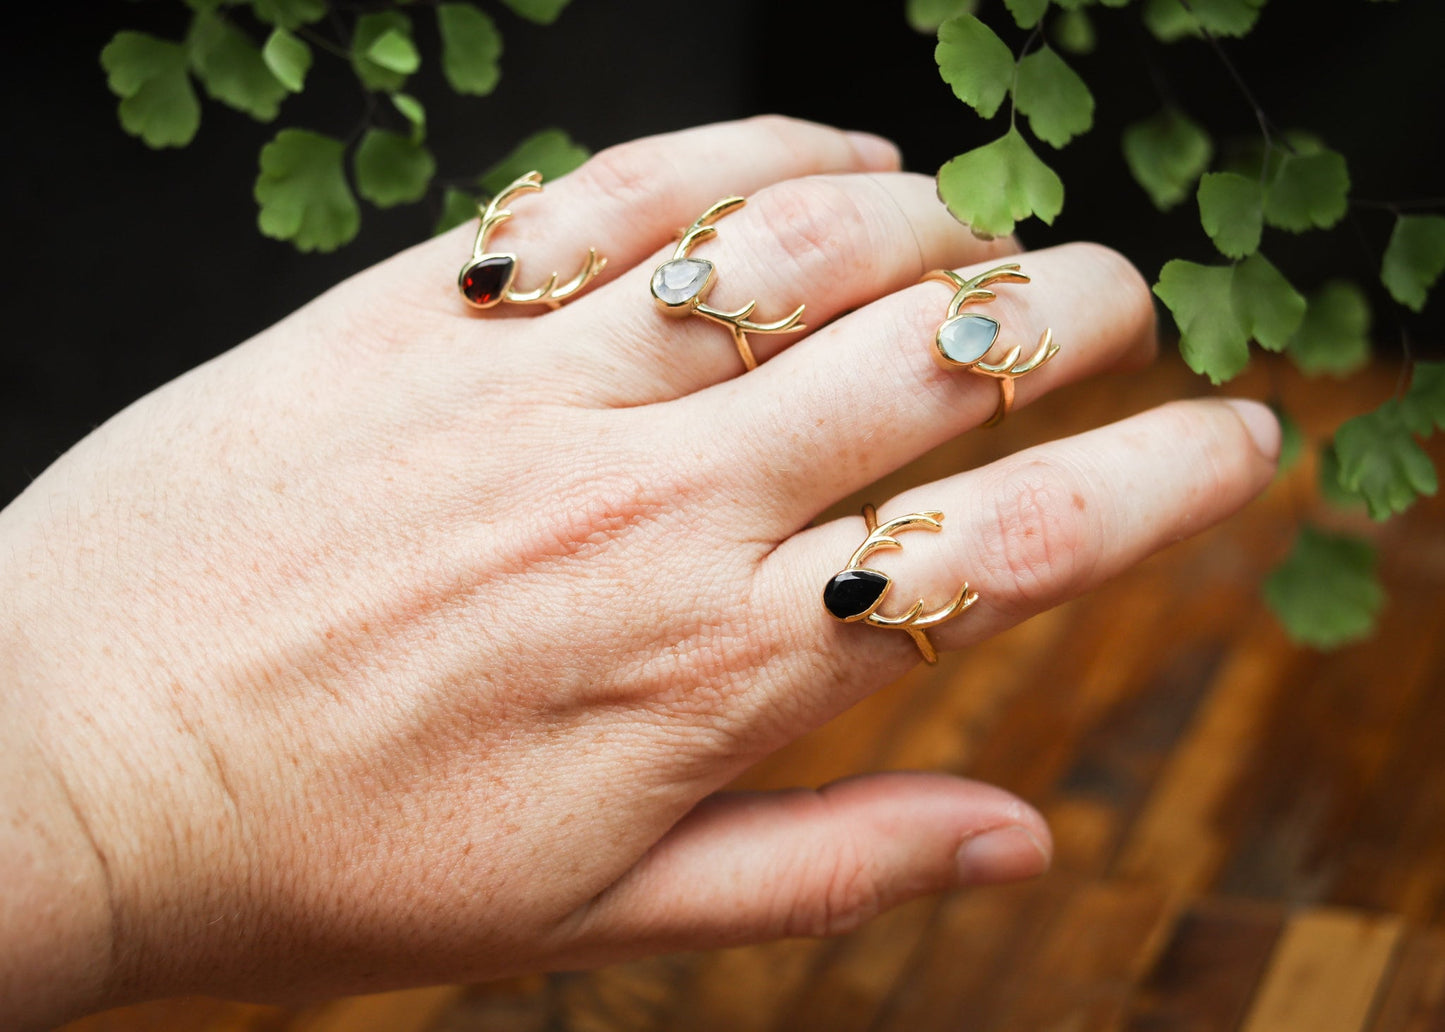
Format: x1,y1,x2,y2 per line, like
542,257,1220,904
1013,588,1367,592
822,505,978,664
458,170,606,310
921,263,1060,427
650,196,807,371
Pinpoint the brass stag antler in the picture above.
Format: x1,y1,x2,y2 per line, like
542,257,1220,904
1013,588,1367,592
921,263,1060,427
650,196,806,370
459,171,606,309
824,504,978,664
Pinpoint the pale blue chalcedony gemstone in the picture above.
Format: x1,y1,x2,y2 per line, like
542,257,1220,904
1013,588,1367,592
651,258,713,305
936,313,1000,365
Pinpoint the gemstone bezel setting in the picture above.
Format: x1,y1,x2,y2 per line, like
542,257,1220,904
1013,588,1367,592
822,568,892,623
651,258,716,309
459,253,519,309
935,312,1001,368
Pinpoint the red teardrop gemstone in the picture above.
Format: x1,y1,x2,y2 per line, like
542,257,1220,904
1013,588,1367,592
459,255,516,308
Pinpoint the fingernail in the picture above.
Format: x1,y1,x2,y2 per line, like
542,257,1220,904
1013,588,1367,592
1223,398,1281,462
845,130,902,171
956,825,1050,885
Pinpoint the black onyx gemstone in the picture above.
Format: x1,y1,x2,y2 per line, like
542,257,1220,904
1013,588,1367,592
823,569,891,622
459,254,516,308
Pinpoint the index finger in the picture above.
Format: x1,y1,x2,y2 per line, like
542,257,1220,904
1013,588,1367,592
386,115,902,312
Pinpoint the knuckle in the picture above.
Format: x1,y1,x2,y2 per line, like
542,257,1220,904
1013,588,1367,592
573,139,661,208
753,178,873,284
978,457,1096,607
782,830,883,938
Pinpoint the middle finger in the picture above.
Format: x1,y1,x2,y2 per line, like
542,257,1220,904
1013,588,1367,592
550,172,1016,406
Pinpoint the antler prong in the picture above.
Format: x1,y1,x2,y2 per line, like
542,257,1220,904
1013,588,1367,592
463,171,607,308
702,299,758,322
977,344,1024,375
876,511,944,534
964,264,1028,290
473,171,543,258
693,301,806,339
536,249,607,305
1010,327,1058,375
676,224,718,254
838,505,974,664
676,196,746,257
912,584,978,629
738,303,806,334
505,271,560,305
870,598,927,628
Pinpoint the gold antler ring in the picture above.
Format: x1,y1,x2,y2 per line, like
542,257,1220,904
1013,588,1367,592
458,170,606,310
921,263,1060,427
650,196,806,371
822,504,978,664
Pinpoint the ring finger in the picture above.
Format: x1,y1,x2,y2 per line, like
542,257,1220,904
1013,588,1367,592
749,398,1280,727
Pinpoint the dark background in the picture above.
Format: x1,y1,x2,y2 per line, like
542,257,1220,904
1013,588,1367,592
4,0,1442,504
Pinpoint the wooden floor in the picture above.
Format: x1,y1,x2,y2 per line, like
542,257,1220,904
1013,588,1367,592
61,355,1445,1032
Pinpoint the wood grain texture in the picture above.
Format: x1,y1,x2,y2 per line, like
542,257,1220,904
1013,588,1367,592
1123,896,1284,1032
53,357,1445,1032
1369,928,1445,1032
1239,907,1403,1032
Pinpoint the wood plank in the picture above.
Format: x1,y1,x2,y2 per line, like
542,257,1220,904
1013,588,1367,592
1056,641,1223,816
1053,636,1225,876
873,606,1071,776
1239,907,1403,1032
290,986,463,1032
768,897,937,1032
549,955,694,1032
728,663,935,792
985,879,1175,1032
960,589,1175,805
1329,604,1445,921
1214,584,1444,905
1122,896,1284,1032
661,939,824,1032
1114,618,1306,896
872,878,1071,1032
430,976,549,1032
56,997,286,1032
1043,796,1122,875
1368,927,1445,1032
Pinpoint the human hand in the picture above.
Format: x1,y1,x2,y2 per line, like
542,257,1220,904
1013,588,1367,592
0,116,1278,1027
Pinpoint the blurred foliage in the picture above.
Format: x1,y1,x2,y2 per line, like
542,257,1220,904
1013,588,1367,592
102,0,589,252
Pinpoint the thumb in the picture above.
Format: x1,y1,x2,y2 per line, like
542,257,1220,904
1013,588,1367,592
556,772,1050,960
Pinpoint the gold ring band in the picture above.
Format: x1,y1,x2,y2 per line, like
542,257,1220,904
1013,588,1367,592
458,171,606,310
650,196,806,371
822,504,978,664
922,263,1059,427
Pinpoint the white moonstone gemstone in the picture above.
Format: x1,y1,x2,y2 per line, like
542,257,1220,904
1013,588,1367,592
652,258,713,305
937,313,1000,365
